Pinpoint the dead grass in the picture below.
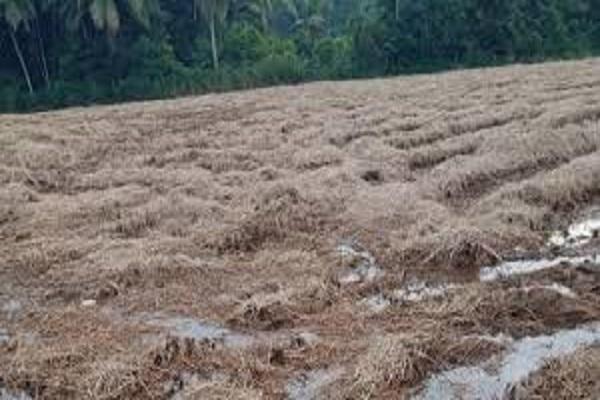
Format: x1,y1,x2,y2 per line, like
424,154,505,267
347,328,506,399
407,134,481,170
417,224,504,270
2,58,600,399
173,377,263,400
521,346,600,399
215,184,339,252
426,282,600,338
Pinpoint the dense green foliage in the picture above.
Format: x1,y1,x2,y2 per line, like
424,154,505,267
1,0,599,112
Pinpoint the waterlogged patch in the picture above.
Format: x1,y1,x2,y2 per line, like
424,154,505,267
292,331,320,348
286,368,343,400
0,328,9,345
548,214,600,248
360,282,457,313
144,314,253,348
336,244,376,264
393,282,456,303
519,283,577,299
480,254,600,281
339,265,384,285
415,323,600,400
1,300,22,320
0,389,32,400
81,299,97,307
337,243,384,285
360,294,391,313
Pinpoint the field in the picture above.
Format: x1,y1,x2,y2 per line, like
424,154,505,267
1,58,600,399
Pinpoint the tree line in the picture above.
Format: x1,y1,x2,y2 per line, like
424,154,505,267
1,0,599,112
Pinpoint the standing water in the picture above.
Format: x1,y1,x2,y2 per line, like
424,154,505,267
480,254,599,281
415,323,600,400
286,368,344,400
337,243,384,284
0,389,32,400
143,314,254,348
548,213,600,248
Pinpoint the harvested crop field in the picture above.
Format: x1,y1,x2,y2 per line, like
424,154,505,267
1,58,600,399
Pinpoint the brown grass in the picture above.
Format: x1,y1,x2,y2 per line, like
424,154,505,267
347,328,506,399
521,346,600,399
2,58,600,399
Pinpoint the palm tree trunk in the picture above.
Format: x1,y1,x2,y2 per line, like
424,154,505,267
261,7,268,32
395,0,400,21
9,29,34,95
209,17,219,70
35,17,50,88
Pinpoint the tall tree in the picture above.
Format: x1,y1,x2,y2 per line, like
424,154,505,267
282,0,330,38
245,0,272,31
194,0,230,70
32,0,49,87
0,0,35,94
54,0,157,37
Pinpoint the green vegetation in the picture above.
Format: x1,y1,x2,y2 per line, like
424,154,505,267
1,0,599,112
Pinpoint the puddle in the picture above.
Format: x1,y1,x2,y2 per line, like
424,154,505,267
339,264,383,285
480,254,599,281
337,243,384,285
136,312,318,351
0,329,8,345
291,331,320,348
548,214,600,248
415,322,600,400
519,283,577,298
1,300,22,320
143,314,254,348
286,368,344,400
81,299,97,307
0,389,32,400
482,209,600,281
393,282,456,303
337,243,376,264
360,294,391,313
359,282,458,313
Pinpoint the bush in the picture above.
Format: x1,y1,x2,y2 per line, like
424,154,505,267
351,19,388,75
222,24,269,64
252,52,307,84
312,36,353,78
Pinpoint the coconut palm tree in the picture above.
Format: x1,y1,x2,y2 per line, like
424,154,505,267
230,0,273,33
281,0,330,38
53,0,157,37
194,0,230,70
0,0,35,94
245,0,272,31
31,0,50,87
89,0,121,35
